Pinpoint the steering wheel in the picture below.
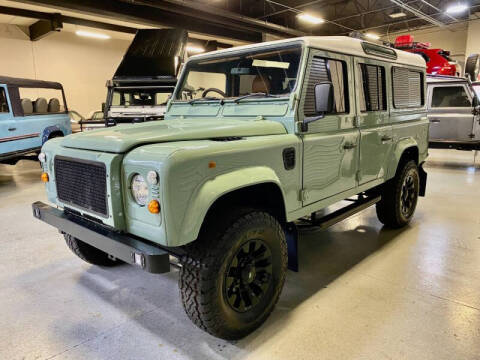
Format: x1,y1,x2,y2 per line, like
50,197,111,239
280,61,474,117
202,88,226,98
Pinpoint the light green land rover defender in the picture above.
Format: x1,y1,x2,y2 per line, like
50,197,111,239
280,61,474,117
33,36,428,340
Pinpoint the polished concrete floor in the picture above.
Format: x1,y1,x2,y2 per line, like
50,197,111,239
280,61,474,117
0,149,479,360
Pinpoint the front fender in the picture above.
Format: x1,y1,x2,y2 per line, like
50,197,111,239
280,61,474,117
386,137,418,179
167,166,285,247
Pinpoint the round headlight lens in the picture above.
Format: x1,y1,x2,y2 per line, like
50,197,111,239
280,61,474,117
38,152,46,163
131,174,149,206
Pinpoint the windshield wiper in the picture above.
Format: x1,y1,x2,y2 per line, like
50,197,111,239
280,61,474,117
188,97,224,105
233,92,279,103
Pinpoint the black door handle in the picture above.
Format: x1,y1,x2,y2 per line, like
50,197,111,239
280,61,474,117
381,135,392,142
343,143,357,150
430,119,440,123
8,128,16,131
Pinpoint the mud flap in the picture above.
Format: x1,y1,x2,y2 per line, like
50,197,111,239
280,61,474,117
285,222,298,272
419,163,427,197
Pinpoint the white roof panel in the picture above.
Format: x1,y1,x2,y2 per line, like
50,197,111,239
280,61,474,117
191,36,426,68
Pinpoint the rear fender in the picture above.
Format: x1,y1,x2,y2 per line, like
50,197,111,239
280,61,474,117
386,137,419,180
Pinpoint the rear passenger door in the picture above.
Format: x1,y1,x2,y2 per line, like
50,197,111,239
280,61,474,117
427,83,474,141
354,58,393,184
300,51,359,205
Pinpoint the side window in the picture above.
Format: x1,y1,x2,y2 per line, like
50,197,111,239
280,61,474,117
431,86,471,108
358,64,386,112
304,56,348,116
392,67,424,108
0,88,9,113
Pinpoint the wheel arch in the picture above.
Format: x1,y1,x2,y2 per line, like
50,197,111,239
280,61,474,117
386,139,427,196
173,166,287,247
42,125,64,144
387,138,419,179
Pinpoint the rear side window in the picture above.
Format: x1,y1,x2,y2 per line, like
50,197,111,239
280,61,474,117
431,86,471,108
0,88,8,113
304,56,348,116
358,64,386,112
18,87,65,114
392,67,424,108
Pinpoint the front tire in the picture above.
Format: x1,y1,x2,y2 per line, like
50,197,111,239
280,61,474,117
179,210,287,340
376,160,420,228
64,234,119,266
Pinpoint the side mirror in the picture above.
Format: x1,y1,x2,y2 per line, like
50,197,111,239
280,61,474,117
314,82,334,114
301,82,334,132
101,102,106,112
472,95,479,107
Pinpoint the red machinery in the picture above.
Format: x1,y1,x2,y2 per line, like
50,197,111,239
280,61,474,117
394,35,461,76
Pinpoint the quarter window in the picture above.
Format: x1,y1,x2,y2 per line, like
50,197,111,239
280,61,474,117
304,56,348,116
358,64,386,112
0,88,8,113
392,67,424,108
431,86,471,108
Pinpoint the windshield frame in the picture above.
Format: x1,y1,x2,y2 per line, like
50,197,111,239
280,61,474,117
108,85,175,108
172,41,304,104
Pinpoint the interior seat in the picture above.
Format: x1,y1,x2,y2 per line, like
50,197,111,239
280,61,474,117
21,98,33,115
48,98,61,112
34,97,48,113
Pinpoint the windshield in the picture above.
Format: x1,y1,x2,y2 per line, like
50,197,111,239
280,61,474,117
175,45,302,101
111,87,173,107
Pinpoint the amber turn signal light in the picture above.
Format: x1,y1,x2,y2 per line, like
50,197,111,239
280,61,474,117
148,199,160,214
41,172,49,183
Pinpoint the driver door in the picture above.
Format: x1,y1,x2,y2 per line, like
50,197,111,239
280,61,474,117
299,50,359,206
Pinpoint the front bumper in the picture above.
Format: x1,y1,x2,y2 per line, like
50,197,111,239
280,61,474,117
429,140,480,151
32,201,174,273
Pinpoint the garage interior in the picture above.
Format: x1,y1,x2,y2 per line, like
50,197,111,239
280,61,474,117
0,0,479,359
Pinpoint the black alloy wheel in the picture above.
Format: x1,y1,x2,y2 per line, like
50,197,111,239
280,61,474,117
224,239,273,313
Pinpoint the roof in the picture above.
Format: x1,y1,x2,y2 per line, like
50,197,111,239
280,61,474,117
0,76,63,89
426,74,468,83
111,76,177,87
190,36,426,68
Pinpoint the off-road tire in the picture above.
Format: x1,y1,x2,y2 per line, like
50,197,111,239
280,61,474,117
64,234,119,266
465,54,480,81
376,160,419,228
179,210,288,340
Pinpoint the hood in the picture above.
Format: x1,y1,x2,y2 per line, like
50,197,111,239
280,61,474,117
60,119,287,153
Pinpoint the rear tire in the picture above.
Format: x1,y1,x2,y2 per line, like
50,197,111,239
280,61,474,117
376,160,420,228
64,234,119,267
179,209,287,340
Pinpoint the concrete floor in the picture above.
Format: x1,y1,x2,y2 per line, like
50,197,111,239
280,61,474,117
0,149,479,360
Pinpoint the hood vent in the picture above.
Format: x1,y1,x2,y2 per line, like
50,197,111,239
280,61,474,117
210,137,244,142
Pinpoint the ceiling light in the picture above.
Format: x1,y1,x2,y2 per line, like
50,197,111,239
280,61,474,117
365,33,380,40
75,30,110,39
186,45,205,54
446,3,469,14
389,12,407,18
297,13,325,25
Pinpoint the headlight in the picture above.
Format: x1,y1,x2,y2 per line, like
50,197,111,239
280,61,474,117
38,152,46,163
131,174,149,206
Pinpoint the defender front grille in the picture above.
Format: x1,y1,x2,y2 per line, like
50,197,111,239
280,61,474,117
54,156,108,216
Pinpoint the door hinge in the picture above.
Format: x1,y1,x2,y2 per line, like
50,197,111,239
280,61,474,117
356,170,361,182
353,115,360,127
299,189,308,202
468,133,475,139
